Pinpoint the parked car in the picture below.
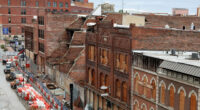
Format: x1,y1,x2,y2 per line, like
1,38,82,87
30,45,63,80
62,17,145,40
2,59,7,65
4,64,11,74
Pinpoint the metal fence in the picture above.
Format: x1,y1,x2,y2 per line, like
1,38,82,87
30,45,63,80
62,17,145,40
27,57,38,74
26,71,68,110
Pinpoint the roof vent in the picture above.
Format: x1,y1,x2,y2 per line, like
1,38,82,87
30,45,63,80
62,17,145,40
191,53,199,60
170,49,176,56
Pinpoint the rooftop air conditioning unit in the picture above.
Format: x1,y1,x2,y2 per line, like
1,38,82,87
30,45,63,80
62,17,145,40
191,53,199,60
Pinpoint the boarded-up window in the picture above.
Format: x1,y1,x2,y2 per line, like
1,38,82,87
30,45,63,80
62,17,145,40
113,104,118,110
151,80,156,100
120,54,125,71
125,55,128,73
134,103,139,110
179,90,185,110
99,95,102,109
122,82,127,102
134,75,139,92
116,54,120,68
100,73,104,87
91,46,95,61
88,68,92,84
169,86,175,108
105,75,109,93
94,94,98,110
88,46,91,60
141,105,147,110
103,50,107,64
100,49,103,63
115,53,128,73
116,79,121,98
103,98,107,110
91,69,95,86
160,84,165,104
143,77,147,96
100,48,109,66
190,93,196,110
88,45,95,61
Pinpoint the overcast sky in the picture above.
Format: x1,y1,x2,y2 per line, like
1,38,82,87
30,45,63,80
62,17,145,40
89,0,200,15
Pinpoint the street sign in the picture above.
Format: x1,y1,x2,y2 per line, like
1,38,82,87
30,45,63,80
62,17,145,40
3,28,9,35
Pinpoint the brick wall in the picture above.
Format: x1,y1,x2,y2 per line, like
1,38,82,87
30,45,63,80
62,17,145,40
131,25,200,51
45,13,77,57
137,14,200,30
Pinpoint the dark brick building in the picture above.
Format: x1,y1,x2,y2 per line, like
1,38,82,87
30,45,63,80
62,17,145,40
85,20,132,110
0,0,93,39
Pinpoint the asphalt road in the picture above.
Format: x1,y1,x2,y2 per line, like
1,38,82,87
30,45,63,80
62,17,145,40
0,48,26,110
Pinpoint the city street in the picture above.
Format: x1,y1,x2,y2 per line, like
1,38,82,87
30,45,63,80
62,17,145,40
0,48,26,110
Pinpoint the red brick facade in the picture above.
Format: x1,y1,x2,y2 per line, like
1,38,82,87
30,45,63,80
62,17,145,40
132,51,199,110
0,0,93,37
136,14,200,30
131,25,200,51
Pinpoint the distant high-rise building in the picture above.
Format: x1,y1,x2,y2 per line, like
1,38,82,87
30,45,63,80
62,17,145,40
172,8,189,16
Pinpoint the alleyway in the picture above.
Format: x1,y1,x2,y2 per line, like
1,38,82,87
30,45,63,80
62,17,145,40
0,48,26,110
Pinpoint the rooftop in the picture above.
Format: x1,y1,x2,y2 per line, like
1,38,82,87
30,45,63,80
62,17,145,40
133,50,200,67
133,50,200,77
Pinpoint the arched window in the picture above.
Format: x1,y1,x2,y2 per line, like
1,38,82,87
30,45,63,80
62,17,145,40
143,77,147,97
150,107,155,110
91,69,95,86
134,103,139,110
116,79,121,98
141,103,147,110
169,86,175,108
179,90,185,110
151,80,156,100
105,75,109,93
100,73,104,87
134,74,139,93
160,83,166,104
122,82,127,102
190,93,197,110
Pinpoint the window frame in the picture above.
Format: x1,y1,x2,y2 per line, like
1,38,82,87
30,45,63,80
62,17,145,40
53,2,57,7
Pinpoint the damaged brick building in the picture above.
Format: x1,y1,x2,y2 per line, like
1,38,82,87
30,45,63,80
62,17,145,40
25,11,200,110
85,19,132,110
